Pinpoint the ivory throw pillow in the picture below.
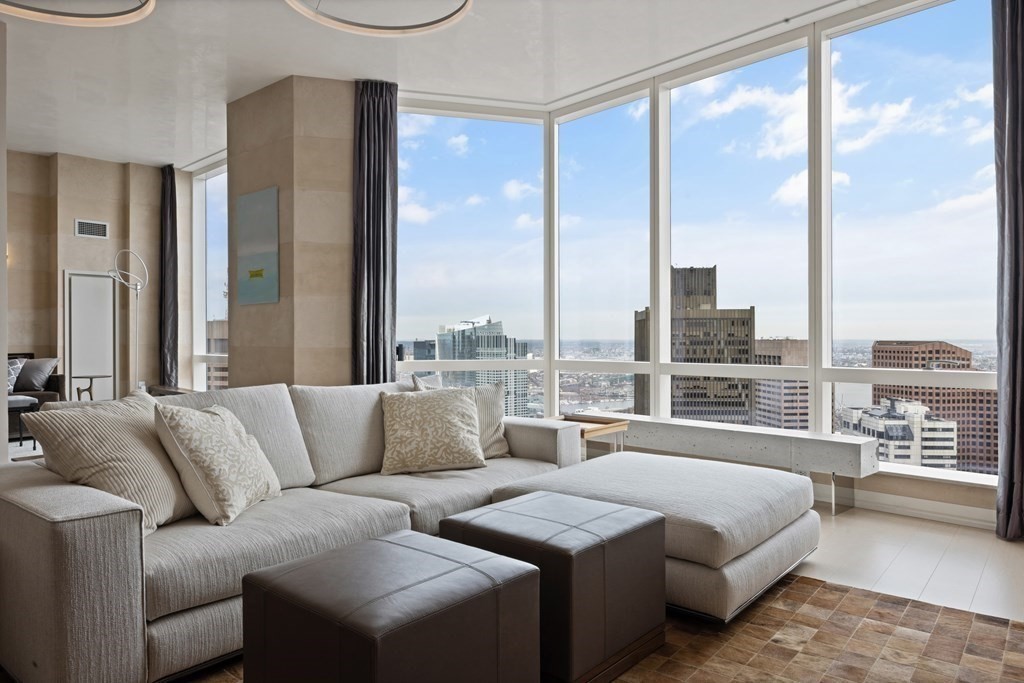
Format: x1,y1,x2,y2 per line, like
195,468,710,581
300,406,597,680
155,403,282,526
23,391,196,534
412,375,511,459
380,387,486,475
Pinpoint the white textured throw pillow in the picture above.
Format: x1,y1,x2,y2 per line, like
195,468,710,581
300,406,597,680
380,387,486,475
23,391,196,534
155,403,282,526
412,375,511,459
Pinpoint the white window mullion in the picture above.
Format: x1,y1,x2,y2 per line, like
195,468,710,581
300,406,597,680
650,79,672,418
809,24,832,434
543,111,559,417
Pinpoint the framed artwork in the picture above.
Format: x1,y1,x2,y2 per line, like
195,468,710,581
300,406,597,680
236,186,280,305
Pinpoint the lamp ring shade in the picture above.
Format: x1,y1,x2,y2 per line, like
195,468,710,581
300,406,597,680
283,0,472,37
0,0,155,27
108,249,150,292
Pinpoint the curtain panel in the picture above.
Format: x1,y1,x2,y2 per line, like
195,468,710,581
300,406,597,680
995,0,1024,540
352,80,399,385
159,164,179,388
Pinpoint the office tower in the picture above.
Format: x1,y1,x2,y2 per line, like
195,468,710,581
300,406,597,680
838,398,957,468
206,320,229,390
871,341,997,474
436,316,531,417
635,266,755,423
753,339,810,430
412,339,437,361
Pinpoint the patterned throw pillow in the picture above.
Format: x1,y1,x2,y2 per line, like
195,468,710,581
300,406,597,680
23,391,197,534
7,358,25,394
412,375,511,459
380,387,486,475
155,403,282,526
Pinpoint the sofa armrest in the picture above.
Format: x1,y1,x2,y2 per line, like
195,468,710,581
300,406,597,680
0,463,146,683
503,417,582,468
44,373,66,402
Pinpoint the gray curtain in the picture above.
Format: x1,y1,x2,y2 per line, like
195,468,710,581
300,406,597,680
352,80,399,385
995,0,1023,540
159,165,178,388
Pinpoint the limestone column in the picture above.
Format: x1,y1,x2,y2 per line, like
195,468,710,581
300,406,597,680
227,76,354,388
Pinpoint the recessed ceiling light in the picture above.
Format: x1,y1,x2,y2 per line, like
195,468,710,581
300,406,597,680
0,0,154,27
283,0,472,37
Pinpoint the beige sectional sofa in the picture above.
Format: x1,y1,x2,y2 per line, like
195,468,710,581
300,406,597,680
0,381,583,683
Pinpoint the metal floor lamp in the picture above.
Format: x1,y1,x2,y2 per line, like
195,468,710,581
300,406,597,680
108,249,149,391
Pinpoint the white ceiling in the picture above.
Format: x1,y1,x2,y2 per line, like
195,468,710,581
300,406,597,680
4,0,858,168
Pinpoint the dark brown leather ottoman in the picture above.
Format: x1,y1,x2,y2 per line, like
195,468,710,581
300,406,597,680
440,491,666,683
243,530,540,683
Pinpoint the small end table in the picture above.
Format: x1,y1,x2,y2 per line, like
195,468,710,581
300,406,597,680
73,374,111,401
8,395,39,448
549,413,629,460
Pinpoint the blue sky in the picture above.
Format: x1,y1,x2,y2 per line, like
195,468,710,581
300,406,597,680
397,0,994,347
206,172,229,321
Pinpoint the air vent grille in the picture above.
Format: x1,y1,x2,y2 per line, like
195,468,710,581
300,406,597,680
74,219,109,239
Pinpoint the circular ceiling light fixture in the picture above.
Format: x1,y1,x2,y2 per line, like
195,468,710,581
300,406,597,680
0,0,154,27
284,0,472,37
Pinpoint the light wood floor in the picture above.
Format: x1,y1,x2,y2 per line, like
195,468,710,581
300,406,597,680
798,503,1024,622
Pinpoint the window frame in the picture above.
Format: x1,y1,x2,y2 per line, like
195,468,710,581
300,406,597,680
394,0,998,482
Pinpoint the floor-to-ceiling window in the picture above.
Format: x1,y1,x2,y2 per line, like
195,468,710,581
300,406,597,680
558,97,650,415
394,0,998,479
395,112,545,417
192,166,229,390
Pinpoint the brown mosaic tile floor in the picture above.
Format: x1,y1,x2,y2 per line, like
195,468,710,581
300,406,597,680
12,575,1023,683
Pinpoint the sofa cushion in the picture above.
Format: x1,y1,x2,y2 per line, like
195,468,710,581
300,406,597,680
380,387,485,475
318,457,557,535
13,357,57,393
412,376,511,459
491,452,814,569
143,488,411,621
155,404,282,525
156,384,315,489
289,381,414,485
24,391,197,535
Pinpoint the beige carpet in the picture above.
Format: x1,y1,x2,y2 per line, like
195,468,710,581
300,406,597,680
175,574,1024,682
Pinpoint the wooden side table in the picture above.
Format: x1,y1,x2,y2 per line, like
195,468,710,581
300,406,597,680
549,413,629,460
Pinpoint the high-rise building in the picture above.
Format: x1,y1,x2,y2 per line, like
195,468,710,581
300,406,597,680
436,316,531,417
838,398,957,469
871,341,997,474
753,339,809,430
411,339,436,361
635,266,755,423
206,320,229,390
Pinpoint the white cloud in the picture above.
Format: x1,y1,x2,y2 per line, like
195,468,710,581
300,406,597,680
627,99,649,121
398,114,436,139
957,83,993,106
834,97,913,154
700,83,808,160
401,139,422,151
446,134,469,156
974,163,995,181
560,156,583,180
398,203,437,224
926,185,996,215
397,185,438,224
966,121,994,145
397,157,410,171
560,214,582,229
503,178,541,201
465,194,486,206
515,213,542,229
690,73,726,97
771,169,850,207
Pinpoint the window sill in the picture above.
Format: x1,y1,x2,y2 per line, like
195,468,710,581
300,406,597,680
877,462,997,489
